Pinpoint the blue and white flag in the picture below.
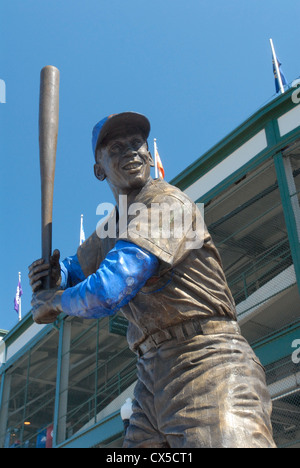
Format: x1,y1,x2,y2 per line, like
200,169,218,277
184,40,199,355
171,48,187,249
273,57,288,94
14,274,23,315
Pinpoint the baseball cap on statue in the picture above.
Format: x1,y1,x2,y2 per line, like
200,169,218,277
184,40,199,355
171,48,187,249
92,112,151,158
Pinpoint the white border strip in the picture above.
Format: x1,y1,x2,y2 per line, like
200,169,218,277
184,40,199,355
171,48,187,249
184,130,267,201
278,104,300,137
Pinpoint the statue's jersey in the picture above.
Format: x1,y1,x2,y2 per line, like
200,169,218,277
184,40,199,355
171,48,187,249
76,179,236,352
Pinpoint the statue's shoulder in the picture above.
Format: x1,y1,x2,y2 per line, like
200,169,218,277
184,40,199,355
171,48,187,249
139,178,193,208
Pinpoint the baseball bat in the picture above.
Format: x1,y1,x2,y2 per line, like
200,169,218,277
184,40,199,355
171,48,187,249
39,65,60,289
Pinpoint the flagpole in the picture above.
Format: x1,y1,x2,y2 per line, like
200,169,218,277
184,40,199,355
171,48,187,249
270,38,284,95
154,138,158,179
80,214,83,243
18,272,22,322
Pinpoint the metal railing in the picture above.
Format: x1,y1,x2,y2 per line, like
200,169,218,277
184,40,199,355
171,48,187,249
227,237,292,304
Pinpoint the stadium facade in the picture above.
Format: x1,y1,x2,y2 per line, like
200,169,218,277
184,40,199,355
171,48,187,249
1,86,300,448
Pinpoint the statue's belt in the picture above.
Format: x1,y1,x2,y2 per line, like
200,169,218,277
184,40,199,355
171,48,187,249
137,317,240,357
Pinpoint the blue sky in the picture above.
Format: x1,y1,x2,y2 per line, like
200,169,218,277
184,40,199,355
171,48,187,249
1,0,300,331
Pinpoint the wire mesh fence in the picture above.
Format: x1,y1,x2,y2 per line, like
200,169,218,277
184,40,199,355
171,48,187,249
265,356,300,448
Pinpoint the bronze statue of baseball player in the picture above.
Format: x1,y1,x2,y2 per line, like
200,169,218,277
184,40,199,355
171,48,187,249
28,112,276,448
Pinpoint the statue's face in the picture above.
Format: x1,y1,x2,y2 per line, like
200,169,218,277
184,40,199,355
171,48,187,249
94,128,154,193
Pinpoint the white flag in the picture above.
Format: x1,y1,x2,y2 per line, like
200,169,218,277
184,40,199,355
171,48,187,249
80,214,85,245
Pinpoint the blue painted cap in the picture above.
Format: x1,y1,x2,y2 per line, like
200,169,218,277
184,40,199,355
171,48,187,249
92,112,150,158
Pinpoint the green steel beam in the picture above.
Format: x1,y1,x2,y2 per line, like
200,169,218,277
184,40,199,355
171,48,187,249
52,318,65,447
274,152,300,292
56,410,123,448
253,321,300,367
0,373,11,447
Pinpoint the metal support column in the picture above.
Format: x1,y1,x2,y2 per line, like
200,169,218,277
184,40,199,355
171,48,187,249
0,373,12,448
274,152,300,293
53,319,71,446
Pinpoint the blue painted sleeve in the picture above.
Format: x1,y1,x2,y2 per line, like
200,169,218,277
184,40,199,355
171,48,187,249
60,254,86,289
61,241,159,319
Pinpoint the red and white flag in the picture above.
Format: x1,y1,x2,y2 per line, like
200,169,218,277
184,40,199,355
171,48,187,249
154,139,165,180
